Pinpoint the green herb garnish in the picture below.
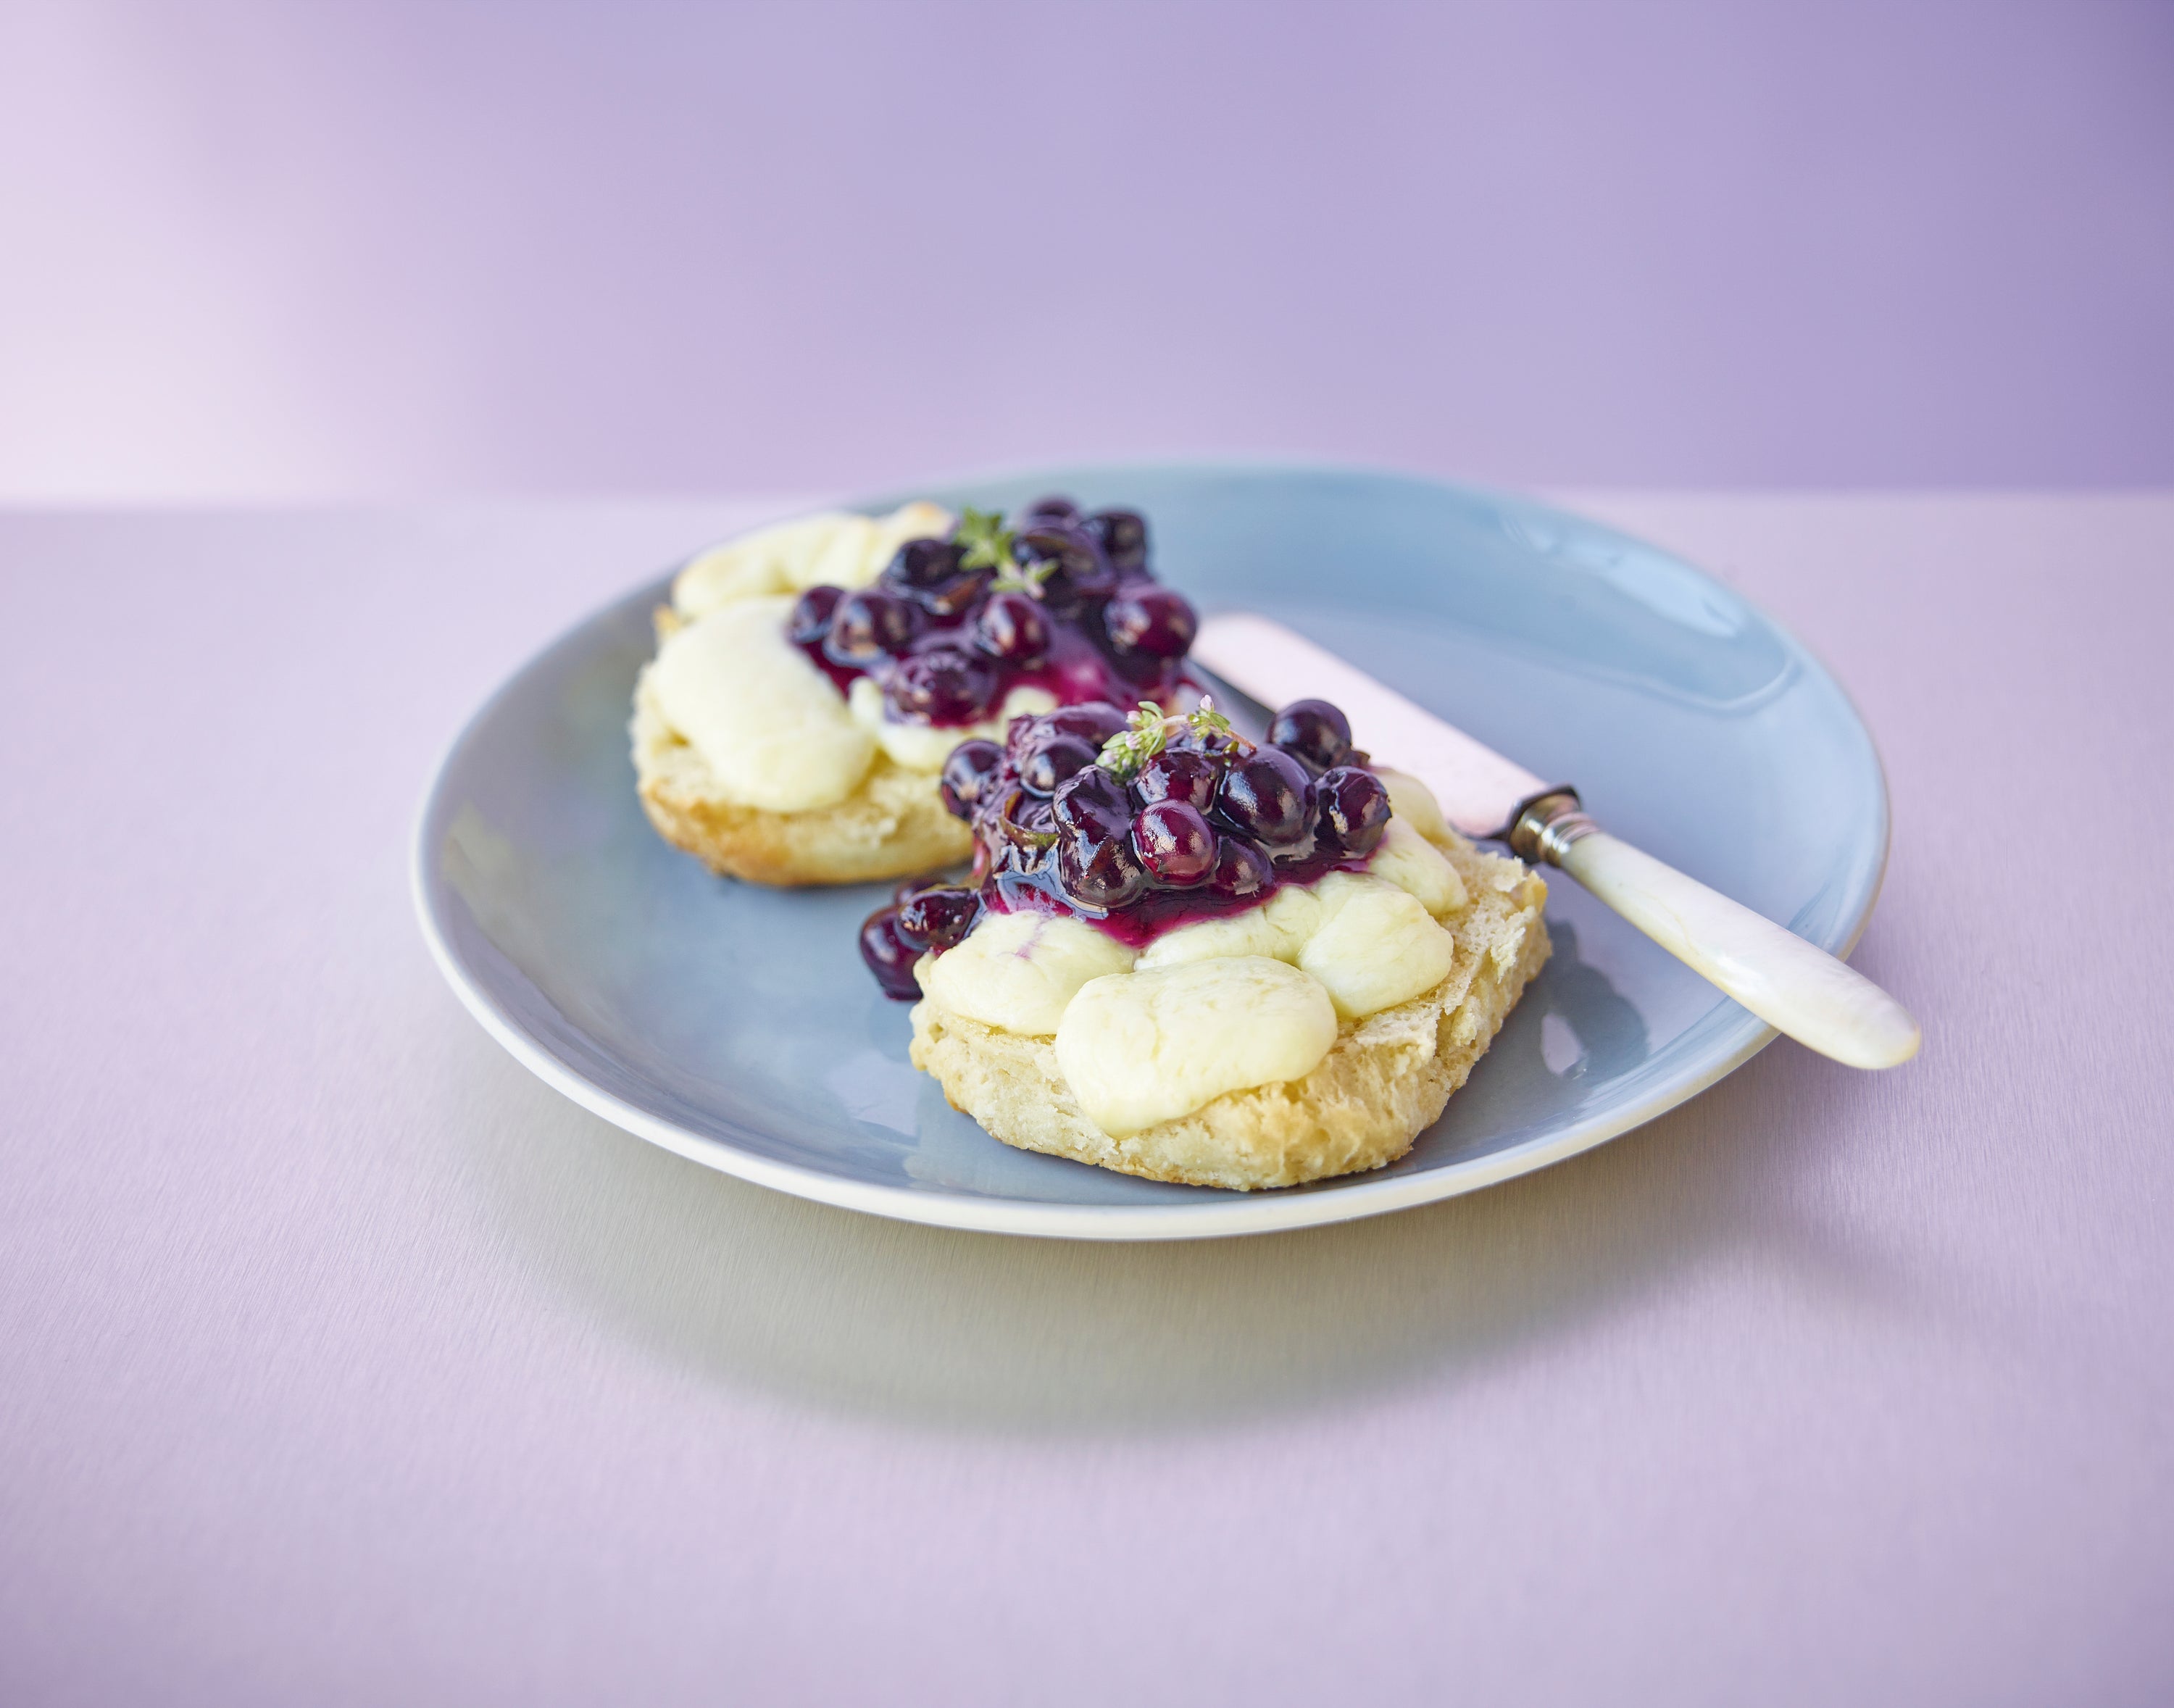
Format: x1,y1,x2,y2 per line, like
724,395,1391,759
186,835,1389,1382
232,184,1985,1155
1186,696,1235,741
991,556,1055,596
1097,702,1172,779
954,506,1016,572
1096,695,1246,779
959,504,1057,596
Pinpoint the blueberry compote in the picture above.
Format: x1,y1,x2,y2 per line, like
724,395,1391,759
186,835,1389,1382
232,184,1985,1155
789,498,1195,731
858,695,1395,997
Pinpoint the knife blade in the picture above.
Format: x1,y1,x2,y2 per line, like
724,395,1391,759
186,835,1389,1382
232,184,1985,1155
1191,612,1550,840
1189,612,1921,1070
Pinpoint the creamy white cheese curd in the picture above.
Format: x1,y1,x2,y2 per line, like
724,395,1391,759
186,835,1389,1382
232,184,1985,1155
1373,767,1450,843
1365,818,1468,917
1053,957,1338,1138
648,595,875,811
928,835,1467,1134
1296,872,1457,1020
848,678,1059,774
920,909,1138,1036
1137,817,1462,979
943,860,1457,1038
672,501,953,617
1134,883,1323,970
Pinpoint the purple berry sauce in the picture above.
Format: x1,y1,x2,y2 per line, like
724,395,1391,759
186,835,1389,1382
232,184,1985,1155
858,692,1399,994
791,500,1194,730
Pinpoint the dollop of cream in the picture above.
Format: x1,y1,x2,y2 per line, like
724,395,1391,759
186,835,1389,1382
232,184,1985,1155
927,830,1473,1136
672,501,954,618
1134,883,1323,970
1297,873,1457,1020
1054,957,1338,1137
848,678,1059,774
1365,818,1468,916
921,909,1138,1037
1373,767,1450,843
939,847,1462,1057
1134,833,1462,996
647,595,875,811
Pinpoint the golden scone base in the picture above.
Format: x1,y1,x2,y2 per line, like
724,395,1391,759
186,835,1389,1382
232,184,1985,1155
909,837,1550,1191
630,666,970,887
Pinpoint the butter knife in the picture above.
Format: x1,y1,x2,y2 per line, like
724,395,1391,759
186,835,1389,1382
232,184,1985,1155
1191,612,1920,1070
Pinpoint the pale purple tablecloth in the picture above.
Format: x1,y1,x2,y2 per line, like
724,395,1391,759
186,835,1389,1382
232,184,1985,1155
3,495,2169,1705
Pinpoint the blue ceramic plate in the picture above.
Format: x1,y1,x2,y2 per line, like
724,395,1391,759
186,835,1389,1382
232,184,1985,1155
414,464,1888,1239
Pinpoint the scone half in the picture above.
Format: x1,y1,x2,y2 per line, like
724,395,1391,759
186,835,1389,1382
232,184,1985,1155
908,833,1550,1191
630,498,1195,886
630,503,980,886
631,654,973,887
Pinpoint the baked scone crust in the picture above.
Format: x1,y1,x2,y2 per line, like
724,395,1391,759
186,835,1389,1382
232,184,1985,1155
908,833,1550,1190
630,660,970,887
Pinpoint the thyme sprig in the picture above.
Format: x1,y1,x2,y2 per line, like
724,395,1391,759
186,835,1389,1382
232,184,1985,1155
1097,696,1246,780
1097,702,1170,778
1186,696,1235,741
958,504,1058,597
991,556,1055,596
954,506,1015,572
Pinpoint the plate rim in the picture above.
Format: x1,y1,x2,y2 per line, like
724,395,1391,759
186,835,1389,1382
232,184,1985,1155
412,459,1888,1241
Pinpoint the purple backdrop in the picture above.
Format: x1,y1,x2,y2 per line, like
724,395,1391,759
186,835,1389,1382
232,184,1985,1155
1,0,2170,498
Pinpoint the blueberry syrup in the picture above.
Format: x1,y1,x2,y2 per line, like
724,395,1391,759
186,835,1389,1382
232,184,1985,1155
790,499,1193,729
859,693,1397,993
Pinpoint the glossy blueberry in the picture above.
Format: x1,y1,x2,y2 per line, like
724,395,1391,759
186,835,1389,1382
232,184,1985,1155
1215,746,1313,846
1103,583,1196,659
938,738,1004,817
1021,733,1099,797
1040,701,1130,747
915,569,993,617
1315,765,1391,855
1020,494,1080,523
888,648,998,724
825,588,919,665
1131,749,1219,812
1210,836,1276,901
1130,801,1218,887
885,536,967,590
1267,698,1352,774
1057,828,1149,911
787,584,844,645
1013,521,1099,576
886,536,986,616
1051,766,1133,838
1083,507,1149,574
859,907,923,1000
1015,522,1116,610
1180,720,1248,765
999,789,1060,850
897,885,980,952
973,590,1051,665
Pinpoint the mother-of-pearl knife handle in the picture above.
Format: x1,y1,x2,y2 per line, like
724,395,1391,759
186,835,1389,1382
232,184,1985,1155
1509,794,1919,1069
1190,613,1920,1071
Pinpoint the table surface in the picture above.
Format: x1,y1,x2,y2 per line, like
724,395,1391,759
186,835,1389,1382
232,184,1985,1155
4,493,2170,1707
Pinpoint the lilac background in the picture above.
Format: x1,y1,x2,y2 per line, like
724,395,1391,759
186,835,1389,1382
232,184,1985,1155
2,0,2171,499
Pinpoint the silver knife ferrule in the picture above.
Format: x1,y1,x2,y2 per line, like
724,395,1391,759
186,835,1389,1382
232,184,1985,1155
1509,790,1599,867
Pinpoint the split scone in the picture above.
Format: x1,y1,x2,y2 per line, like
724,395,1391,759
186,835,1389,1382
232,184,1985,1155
632,496,1202,886
859,697,1550,1191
